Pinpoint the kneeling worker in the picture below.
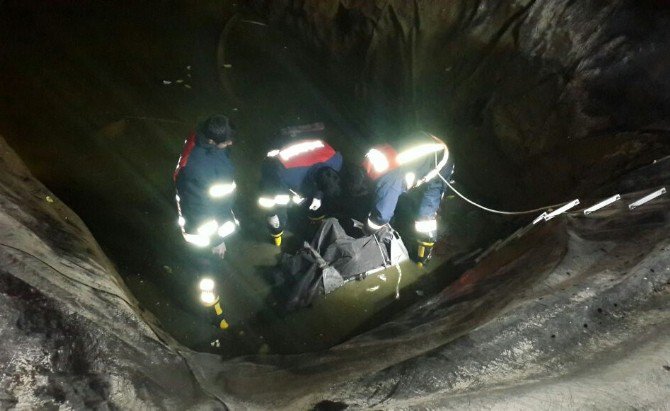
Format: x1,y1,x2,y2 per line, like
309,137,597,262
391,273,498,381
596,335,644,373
258,124,343,246
173,114,239,258
361,131,454,264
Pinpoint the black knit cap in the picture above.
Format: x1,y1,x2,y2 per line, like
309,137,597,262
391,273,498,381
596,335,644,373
203,115,235,144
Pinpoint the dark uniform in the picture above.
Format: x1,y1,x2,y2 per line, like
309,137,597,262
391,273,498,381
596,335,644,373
362,132,453,263
174,119,238,250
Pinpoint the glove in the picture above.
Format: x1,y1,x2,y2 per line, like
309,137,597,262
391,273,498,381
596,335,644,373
307,198,326,224
211,241,227,259
308,197,322,211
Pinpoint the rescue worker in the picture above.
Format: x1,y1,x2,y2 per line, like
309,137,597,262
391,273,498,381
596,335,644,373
359,131,454,264
174,114,238,258
258,124,343,246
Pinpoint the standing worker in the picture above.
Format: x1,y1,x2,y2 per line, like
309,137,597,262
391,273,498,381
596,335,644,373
358,131,454,265
173,114,239,258
258,123,343,246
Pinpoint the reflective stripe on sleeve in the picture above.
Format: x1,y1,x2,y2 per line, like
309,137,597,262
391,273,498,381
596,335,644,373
274,194,290,205
183,232,211,247
258,197,276,208
259,193,292,208
397,143,445,165
196,220,219,237
217,220,237,238
278,140,325,161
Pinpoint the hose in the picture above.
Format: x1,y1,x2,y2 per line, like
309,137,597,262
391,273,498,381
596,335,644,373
436,173,570,216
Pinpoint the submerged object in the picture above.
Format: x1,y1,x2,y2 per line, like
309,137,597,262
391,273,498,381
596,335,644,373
273,218,409,310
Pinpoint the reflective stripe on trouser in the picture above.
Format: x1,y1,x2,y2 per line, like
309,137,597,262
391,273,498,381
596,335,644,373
182,219,237,247
415,218,437,234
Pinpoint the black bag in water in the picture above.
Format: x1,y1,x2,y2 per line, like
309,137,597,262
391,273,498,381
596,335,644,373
275,218,408,311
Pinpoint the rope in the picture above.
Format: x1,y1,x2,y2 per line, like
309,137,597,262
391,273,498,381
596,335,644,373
436,173,570,216
239,19,267,26
394,264,402,300
122,116,186,124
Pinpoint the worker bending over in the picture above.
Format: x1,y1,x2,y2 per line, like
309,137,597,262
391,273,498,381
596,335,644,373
360,131,454,264
258,124,343,246
174,114,238,258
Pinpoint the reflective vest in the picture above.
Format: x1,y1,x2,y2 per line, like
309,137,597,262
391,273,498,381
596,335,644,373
363,134,449,189
267,139,337,169
259,139,340,209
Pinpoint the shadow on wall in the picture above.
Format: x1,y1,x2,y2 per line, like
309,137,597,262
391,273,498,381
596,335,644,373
251,0,670,208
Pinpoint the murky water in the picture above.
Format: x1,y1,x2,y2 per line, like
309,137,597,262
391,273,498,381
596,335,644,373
0,1,473,356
